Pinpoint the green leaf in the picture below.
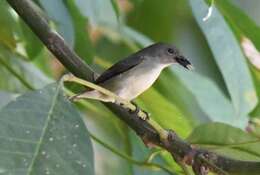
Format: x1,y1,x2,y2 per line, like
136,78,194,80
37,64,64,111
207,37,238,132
211,0,260,119
229,0,260,26
0,1,16,49
138,88,192,137
38,0,74,47
189,0,257,119
121,26,153,47
65,0,94,64
173,67,246,127
188,122,260,161
32,49,54,78
0,91,17,109
74,0,118,27
110,0,120,22
127,0,177,42
250,68,260,118
0,45,52,92
215,0,260,51
0,83,94,175
156,70,211,125
95,37,133,64
18,19,43,59
128,0,144,7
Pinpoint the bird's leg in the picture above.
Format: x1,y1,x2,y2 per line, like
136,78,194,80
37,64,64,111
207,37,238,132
128,101,150,121
128,101,140,114
62,74,150,120
141,110,150,121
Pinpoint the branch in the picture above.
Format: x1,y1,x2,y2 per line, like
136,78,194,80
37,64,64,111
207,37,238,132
6,0,260,174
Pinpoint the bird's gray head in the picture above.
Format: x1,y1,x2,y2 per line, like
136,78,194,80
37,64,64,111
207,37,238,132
139,43,193,70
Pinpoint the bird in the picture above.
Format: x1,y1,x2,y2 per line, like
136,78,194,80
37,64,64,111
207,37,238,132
71,42,192,103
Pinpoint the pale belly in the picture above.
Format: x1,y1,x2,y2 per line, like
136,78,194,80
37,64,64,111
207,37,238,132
101,63,165,101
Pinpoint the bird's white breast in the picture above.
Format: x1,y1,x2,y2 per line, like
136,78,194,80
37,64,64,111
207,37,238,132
105,62,167,100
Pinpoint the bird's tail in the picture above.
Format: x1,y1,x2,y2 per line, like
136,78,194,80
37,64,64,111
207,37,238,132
69,90,115,103
69,91,86,102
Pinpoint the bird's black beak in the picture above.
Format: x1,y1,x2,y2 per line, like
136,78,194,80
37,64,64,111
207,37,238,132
175,55,193,70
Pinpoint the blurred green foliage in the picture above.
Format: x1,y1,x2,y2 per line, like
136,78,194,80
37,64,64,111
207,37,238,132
1,0,260,174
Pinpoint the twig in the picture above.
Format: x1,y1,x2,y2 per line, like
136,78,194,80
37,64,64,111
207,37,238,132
145,149,165,163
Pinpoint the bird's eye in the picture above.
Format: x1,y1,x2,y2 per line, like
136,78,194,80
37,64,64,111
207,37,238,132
167,48,174,54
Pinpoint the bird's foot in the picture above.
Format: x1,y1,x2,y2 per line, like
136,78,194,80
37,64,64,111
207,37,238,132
141,110,150,121
68,94,80,102
129,101,150,121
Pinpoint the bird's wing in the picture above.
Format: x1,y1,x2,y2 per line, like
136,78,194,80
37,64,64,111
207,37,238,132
95,54,144,84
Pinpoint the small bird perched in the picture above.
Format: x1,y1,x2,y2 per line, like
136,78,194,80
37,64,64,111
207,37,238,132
72,43,192,103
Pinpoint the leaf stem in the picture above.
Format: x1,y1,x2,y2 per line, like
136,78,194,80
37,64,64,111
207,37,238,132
89,132,177,175
192,139,260,149
0,57,34,90
178,162,192,175
145,149,165,163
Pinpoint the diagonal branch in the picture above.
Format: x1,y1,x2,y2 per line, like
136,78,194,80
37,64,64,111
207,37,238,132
6,0,260,174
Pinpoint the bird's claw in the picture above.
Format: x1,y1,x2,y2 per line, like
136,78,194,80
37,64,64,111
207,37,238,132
141,110,150,120
129,102,150,121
